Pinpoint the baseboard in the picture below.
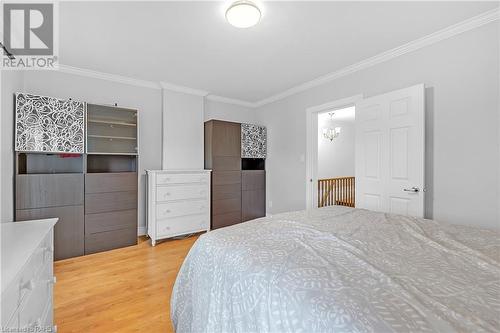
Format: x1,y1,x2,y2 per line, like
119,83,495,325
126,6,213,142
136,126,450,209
138,226,147,236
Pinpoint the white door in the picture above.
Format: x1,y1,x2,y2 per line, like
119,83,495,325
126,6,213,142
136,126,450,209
355,84,425,217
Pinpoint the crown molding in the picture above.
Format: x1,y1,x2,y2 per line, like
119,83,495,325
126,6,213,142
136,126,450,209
160,81,208,97
254,7,500,107
56,65,252,106
57,64,161,90
205,94,256,108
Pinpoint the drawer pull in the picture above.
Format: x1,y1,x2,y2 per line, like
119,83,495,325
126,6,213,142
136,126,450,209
21,279,35,291
165,209,171,214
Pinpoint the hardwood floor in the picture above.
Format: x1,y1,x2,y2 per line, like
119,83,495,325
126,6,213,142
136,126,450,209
54,235,199,332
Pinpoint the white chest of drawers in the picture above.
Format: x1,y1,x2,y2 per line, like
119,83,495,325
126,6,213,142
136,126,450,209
146,170,211,246
1,218,58,332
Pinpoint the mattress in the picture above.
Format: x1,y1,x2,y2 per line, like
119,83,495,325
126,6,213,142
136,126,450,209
171,206,500,332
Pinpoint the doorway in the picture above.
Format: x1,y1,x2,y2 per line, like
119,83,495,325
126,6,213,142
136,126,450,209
305,84,426,217
317,107,356,208
305,95,362,209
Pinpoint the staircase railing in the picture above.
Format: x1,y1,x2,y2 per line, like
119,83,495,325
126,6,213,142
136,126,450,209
318,177,355,208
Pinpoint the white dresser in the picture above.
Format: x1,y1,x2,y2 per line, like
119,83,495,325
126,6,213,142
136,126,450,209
1,218,58,332
146,170,211,246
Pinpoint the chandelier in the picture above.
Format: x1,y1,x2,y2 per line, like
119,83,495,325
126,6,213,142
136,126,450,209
322,112,341,141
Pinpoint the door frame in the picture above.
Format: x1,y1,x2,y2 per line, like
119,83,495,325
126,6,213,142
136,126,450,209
305,94,363,209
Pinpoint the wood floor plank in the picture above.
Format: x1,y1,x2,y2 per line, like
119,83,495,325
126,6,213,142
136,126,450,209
54,235,199,332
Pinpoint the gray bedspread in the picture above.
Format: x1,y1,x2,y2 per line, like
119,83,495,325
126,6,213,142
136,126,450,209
171,206,500,333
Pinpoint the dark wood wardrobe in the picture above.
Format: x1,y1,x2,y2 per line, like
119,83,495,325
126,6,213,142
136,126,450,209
204,120,266,229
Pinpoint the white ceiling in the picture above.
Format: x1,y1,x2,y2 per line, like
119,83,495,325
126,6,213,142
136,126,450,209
59,1,497,103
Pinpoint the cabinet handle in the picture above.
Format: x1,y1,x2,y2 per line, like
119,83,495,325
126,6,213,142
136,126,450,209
21,279,35,291
165,209,171,214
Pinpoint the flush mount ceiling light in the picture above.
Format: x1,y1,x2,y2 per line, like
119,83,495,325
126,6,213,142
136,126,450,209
226,0,261,28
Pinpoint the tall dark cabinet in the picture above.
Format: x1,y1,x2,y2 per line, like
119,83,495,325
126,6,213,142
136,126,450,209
204,120,266,229
14,93,138,260
205,120,242,229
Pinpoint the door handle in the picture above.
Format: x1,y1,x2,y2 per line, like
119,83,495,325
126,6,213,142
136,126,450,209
403,187,420,193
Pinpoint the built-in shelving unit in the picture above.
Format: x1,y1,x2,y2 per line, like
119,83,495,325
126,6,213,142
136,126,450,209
15,94,139,260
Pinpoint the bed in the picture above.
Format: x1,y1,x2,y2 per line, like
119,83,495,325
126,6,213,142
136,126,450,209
171,206,500,333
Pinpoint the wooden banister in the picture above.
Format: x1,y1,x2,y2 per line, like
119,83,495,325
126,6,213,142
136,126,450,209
318,177,355,208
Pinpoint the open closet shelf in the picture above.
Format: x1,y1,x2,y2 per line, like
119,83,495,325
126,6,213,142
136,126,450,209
17,153,84,174
86,104,138,155
87,118,137,127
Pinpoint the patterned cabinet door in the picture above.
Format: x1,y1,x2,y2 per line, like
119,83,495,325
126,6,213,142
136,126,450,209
241,123,267,158
15,93,85,153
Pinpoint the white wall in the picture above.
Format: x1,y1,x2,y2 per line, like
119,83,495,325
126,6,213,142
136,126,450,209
256,23,499,229
2,70,163,232
162,89,204,169
161,93,261,170
317,115,355,179
204,99,257,124
1,71,25,223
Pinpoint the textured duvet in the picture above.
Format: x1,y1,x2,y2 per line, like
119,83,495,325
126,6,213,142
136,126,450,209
171,206,500,333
